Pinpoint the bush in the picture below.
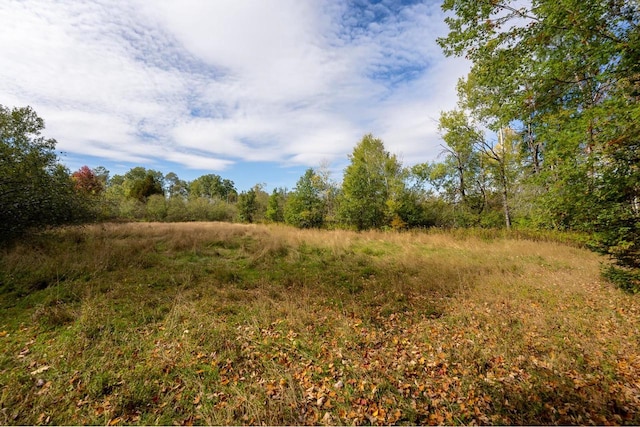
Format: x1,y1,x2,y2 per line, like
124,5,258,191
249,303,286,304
602,265,640,294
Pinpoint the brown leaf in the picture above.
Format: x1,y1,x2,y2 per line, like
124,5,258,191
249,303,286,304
30,365,50,375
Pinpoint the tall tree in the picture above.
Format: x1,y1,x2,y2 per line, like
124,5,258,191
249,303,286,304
237,189,258,223
266,188,287,223
164,172,188,199
129,171,164,202
476,127,522,230
439,0,640,283
339,134,403,230
285,169,326,229
436,110,489,226
92,166,110,187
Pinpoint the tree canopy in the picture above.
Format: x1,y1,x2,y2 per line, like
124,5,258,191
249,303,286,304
285,168,327,229
0,105,94,242
438,0,640,286
339,134,405,230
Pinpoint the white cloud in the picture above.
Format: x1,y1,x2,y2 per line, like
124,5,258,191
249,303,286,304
163,151,234,171
0,0,469,181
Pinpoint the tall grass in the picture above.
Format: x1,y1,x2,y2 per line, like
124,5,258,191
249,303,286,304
0,222,638,425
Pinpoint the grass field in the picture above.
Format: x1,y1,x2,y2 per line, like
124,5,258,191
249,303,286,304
0,222,638,425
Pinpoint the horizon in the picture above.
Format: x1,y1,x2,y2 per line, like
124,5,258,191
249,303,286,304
1,0,469,192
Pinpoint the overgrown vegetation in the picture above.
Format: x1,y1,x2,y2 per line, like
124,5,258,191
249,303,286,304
0,105,96,242
1,223,638,425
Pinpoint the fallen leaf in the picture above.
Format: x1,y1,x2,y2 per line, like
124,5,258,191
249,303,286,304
30,366,50,375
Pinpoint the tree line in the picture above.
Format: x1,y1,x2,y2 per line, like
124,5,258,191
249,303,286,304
1,0,638,289
0,104,535,238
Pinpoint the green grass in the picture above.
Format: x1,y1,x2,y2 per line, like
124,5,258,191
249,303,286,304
0,222,638,425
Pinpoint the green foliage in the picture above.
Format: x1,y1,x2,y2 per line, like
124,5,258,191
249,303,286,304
339,134,404,230
189,174,237,202
591,143,640,270
186,197,237,222
601,265,640,294
251,184,270,223
436,110,486,212
145,194,168,221
129,171,164,202
266,188,286,223
237,189,258,223
166,197,189,222
0,105,95,243
164,172,188,199
117,198,146,220
105,167,166,205
92,166,109,187
439,0,640,273
417,112,489,228
285,169,326,229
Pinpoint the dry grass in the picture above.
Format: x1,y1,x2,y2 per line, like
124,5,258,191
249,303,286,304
0,222,638,425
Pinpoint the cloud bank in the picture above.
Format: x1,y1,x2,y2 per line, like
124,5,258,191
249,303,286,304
0,0,469,185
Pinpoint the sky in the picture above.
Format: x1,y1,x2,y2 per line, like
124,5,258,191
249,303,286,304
0,0,469,192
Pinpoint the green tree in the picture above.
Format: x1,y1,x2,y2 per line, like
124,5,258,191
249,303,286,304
93,166,110,187
435,111,489,226
266,188,287,223
439,0,640,284
339,134,403,230
164,172,188,199
190,174,237,202
0,105,94,242
130,173,164,202
285,169,326,228
237,189,258,223
145,194,168,221
251,183,269,223
102,167,164,217
166,196,189,222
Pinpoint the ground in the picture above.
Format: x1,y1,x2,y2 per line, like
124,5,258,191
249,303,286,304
0,222,638,425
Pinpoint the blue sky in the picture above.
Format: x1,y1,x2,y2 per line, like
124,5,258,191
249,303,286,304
0,0,468,192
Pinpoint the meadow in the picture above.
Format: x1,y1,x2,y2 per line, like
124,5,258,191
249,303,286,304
0,222,638,425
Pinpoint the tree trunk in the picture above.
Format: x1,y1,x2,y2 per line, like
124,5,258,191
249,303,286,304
502,185,512,230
